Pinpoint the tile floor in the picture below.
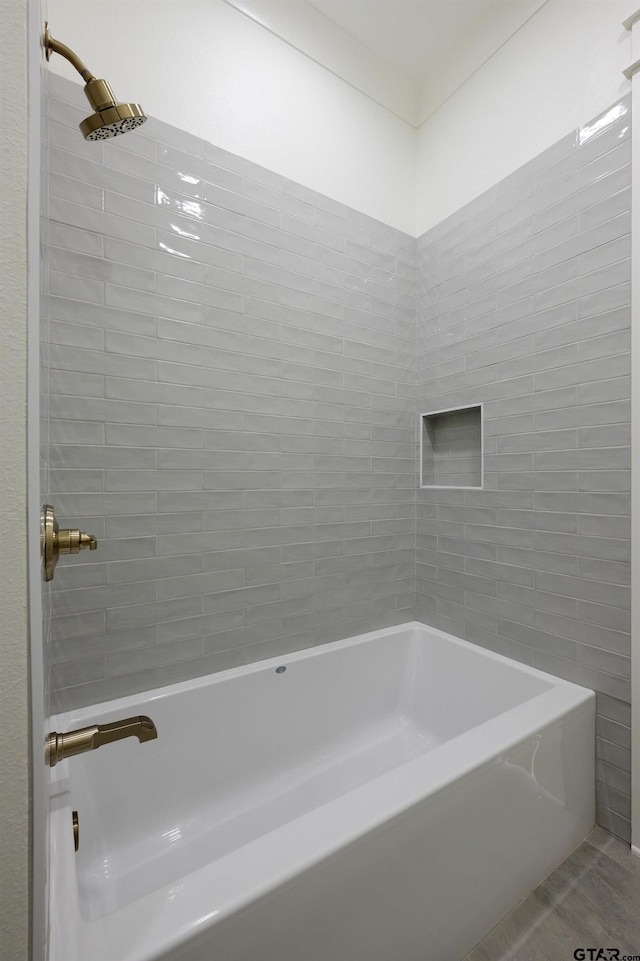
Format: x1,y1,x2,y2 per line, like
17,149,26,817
464,828,640,961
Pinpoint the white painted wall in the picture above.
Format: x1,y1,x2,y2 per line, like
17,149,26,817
226,0,417,124
417,0,547,126
0,0,30,958
47,0,416,234
416,0,635,235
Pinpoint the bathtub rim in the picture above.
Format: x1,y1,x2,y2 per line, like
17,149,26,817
48,620,595,961
52,619,588,729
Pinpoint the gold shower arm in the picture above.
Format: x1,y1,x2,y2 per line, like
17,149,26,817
41,21,147,141
43,23,95,82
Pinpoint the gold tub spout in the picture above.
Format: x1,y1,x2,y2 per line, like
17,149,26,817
46,715,157,767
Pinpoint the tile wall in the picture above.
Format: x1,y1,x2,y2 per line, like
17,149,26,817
46,74,417,713
416,97,632,841
46,73,633,842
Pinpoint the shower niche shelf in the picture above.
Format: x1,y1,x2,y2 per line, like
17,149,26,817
420,404,483,490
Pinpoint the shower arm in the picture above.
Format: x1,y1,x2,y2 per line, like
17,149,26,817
41,20,147,141
44,24,96,83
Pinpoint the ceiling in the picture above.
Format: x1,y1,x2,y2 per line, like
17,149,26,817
306,0,496,81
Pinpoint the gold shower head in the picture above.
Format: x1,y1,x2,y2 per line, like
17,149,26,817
43,23,147,141
78,78,147,141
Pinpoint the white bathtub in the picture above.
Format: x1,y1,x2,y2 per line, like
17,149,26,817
48,622,594,961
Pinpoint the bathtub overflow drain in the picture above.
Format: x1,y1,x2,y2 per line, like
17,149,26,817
275,666,286,673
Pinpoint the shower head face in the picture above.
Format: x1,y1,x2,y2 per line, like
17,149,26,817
80,101,147,141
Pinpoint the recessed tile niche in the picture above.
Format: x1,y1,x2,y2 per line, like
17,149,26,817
420,405,483,489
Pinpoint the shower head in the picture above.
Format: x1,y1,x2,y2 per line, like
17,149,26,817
43,23,147,141
78,79,147,141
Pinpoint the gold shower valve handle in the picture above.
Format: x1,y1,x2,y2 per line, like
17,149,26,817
40,504,98,581
57,528,98,554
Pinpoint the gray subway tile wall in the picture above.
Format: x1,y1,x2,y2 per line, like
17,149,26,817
46,74,417,712
417,96,632,842
47,73,631,843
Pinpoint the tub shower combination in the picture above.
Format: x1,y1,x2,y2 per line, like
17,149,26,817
42,22,599,961
49,623,594,961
